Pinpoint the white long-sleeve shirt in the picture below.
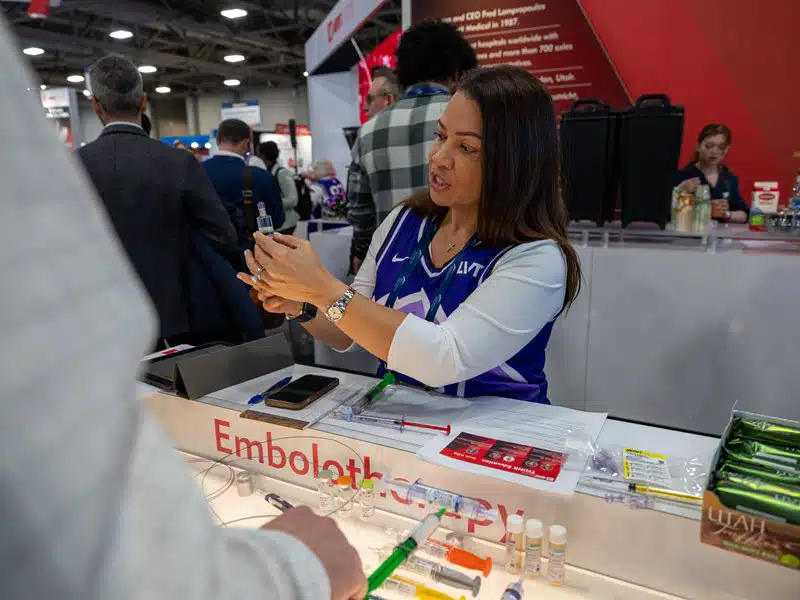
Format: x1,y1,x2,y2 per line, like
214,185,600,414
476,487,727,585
347,207,567,391
0,19,329,600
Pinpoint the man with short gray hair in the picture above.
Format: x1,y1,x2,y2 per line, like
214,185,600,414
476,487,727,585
77,54,237,345
364,67,402,120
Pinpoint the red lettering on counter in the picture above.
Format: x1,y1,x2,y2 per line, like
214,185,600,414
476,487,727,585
290,451,310,475
235,437,265,464
312,443,320,478
467,498,497,534
346,458,362,488
215,419,232,454
266,432,286,469
323,460,344,478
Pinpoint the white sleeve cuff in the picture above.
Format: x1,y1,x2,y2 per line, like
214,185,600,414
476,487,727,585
223,529,331,600
386,314,454,388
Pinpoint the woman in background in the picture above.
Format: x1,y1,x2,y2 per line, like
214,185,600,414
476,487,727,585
675,124,748,223
306,160,347,219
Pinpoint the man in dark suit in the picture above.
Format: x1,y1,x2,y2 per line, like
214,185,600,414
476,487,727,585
203,119,285,253
77,54,238,344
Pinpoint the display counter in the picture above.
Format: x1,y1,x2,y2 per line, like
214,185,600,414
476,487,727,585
140,362,798,600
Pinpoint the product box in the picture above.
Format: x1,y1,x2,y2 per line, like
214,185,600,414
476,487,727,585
701,410,800,570
749,182,780,231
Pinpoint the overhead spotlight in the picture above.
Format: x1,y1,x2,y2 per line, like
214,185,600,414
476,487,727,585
109,29,134,40
303,71,309,77
155,86,171,94
220,8,248,19
204,142,211,149
190,142,200,149
23,47,45,56
223,79,241,87
66,74,85,83
83,89,91,98
40,84,47,90
138,65,157,74
224,54,246,63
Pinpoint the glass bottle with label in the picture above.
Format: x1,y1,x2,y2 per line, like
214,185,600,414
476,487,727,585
318,469,336,512
547,524,567,586
337,475,354,518
505,514,524,574
359,478,375,521
523,518,543,578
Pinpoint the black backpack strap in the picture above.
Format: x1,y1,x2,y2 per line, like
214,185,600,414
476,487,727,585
242,165,257,243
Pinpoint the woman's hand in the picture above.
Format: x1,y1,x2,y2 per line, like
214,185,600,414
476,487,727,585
678,177,700,193
237,232,342,307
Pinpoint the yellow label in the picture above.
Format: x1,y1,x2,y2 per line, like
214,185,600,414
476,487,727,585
622,448,671,486
623,448,667,460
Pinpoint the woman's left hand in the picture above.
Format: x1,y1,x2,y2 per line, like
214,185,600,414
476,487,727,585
239,232,332,305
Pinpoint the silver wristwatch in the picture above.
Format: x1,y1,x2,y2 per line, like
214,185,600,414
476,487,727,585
324,287,356,323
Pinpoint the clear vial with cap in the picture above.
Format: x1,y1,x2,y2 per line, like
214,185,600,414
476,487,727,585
256,202,274,234
547,524,567,586
359,479,375,521
505,515,524,574
523,519,543,578
337,475,354,518
318,469,336,512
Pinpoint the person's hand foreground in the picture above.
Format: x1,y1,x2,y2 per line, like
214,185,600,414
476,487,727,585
262,506,367,600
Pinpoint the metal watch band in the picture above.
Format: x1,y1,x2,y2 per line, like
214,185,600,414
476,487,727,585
285,303,317,324
324,287,356,323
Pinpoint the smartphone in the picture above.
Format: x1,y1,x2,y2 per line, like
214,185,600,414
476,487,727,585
263,374,339,410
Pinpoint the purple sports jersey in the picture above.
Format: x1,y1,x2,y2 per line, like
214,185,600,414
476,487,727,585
373,208,555,403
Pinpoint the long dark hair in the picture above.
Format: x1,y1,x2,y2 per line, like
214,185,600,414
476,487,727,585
403,66,581,310
691,123,732,168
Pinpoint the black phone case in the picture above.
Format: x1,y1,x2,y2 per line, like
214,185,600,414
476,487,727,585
263,377,339,411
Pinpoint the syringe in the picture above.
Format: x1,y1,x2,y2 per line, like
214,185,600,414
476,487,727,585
383,575,466,600
366,509,445,596
384,477,499,521
499,577,524,600
417,539,493,578
330,410,451,434
377,546,481,597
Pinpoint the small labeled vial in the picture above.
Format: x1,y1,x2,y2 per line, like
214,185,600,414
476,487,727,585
256,202,274,234
337,475,354,518
523,518,543,578
318,469,335,512
505,514,524,575
359,479,376,521
547,524,567,586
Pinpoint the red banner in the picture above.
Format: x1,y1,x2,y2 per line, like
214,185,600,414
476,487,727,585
357,29,402,123
440,431,564,482
274,123,311,136
412,1,630,114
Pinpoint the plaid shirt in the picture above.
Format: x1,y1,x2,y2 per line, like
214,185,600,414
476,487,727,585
347,84,451,260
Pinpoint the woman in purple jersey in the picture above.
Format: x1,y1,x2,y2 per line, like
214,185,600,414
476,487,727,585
239,66,581,403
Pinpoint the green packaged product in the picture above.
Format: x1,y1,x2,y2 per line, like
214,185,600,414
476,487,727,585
718,459,800,488
713,479,800,526
725,438,800,474
731,417,800,447
716,471,800,501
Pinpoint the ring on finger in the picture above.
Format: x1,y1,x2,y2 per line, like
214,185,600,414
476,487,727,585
254,267,265,282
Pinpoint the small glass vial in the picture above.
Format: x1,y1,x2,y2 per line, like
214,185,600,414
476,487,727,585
505,514,524,574
547,524,567,586
523,518,543,579
256,202,274,235
336,475,354,518
317,469,335,512
359,478,375,521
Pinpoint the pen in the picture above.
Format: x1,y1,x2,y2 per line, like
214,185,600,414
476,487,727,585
346,373,396,416
248,376,292,404
264,493,295,513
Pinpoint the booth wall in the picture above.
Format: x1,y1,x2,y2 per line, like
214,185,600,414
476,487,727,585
579,0,798,197
150,97,189,138
195,86,309,134
78,100,103,144
307,67,360,180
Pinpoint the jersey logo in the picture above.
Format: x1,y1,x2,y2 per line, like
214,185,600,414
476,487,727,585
457,261,485,278
391,254,409,263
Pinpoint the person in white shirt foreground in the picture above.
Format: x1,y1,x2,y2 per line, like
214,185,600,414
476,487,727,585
241,66,582,405
0,16,364,600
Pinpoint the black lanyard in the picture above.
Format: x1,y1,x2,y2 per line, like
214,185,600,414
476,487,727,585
385,217,478,322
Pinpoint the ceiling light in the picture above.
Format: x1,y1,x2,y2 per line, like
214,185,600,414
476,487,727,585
83,89,91,98
109,29,133,40
155,86,171,94
204,142,211,149
220,8,248,19
138,65,157,74
224,54,245,63
190,142,199,149
23,47,45,56
223,79,240,87
66,74,85,83
40,84,47,90
303,71,309,77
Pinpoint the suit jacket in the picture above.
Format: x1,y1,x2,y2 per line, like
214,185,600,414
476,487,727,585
77,124,238,339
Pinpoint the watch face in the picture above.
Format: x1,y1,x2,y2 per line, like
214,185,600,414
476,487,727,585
327,306,343,321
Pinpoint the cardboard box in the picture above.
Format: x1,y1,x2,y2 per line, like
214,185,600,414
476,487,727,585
701,410,800,570
749,182,780,231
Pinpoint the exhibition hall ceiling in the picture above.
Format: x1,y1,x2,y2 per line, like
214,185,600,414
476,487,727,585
1,0,401,93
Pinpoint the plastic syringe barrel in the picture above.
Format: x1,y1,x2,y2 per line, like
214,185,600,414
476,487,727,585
379,549,482,597
421,540,492,577
385,478,498,521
